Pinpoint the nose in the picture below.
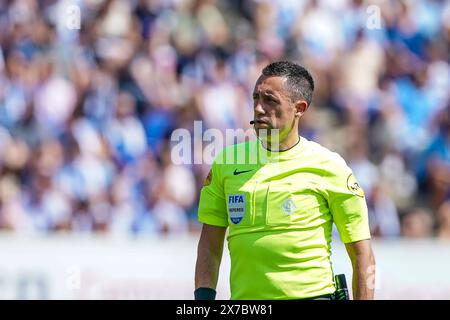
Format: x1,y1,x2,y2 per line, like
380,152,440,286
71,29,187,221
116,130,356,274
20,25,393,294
254,99,265,116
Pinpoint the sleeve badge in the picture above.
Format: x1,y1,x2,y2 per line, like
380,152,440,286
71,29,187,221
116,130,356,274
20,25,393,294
203,169,212,186
346,173,365,198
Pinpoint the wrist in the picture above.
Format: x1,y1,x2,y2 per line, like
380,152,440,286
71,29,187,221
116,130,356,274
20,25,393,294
194,287,216,300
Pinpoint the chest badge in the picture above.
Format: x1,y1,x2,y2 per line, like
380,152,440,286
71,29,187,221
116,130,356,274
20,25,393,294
281,198,297,215
228,194,246,224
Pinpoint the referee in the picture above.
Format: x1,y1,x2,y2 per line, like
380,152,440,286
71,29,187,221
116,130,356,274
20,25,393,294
194,61,375,300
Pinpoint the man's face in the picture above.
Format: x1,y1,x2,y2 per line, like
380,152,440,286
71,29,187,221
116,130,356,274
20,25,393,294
252,75,297,143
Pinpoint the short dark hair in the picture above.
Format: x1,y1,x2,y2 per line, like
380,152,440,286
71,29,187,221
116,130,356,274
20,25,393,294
262,61,314,106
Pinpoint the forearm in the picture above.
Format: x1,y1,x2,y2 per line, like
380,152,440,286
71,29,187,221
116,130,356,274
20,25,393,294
351,250,376,299
345,239,376,300
195,238,224,289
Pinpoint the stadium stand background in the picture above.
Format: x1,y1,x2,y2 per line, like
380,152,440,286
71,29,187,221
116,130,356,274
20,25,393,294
0,0,449,299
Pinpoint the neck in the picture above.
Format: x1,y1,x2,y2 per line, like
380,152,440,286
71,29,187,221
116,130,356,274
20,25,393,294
263,131,300,152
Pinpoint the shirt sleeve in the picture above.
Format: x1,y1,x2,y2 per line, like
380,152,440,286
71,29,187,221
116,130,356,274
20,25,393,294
324,156,371,243
198,159,229,227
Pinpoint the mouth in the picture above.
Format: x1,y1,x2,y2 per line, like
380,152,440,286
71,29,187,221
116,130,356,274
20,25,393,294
253,119,269,125
254,122,270,131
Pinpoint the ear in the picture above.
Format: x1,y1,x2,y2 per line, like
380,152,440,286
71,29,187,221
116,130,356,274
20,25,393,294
294,100,309,118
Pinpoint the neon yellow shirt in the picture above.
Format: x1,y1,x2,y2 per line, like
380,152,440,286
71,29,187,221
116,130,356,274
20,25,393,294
198,137,370,300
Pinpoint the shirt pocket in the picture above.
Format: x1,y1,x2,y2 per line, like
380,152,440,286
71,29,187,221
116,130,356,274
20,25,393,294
265,181,322,226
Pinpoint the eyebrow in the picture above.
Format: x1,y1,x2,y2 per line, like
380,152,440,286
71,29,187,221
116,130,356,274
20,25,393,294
252,90,280,99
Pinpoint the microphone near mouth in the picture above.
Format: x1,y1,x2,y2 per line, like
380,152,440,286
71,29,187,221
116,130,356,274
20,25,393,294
250,120,255,125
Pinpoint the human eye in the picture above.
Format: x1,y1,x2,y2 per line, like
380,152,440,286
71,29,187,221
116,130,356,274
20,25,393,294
264,95,277,104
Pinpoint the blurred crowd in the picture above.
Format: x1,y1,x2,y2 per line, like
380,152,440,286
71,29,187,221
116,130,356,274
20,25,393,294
0,0,449,238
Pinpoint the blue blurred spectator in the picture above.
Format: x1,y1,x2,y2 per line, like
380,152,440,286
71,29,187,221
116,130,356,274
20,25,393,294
0,0,448,237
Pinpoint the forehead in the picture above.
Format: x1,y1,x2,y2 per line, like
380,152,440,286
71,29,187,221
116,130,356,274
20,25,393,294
253,75,288,96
